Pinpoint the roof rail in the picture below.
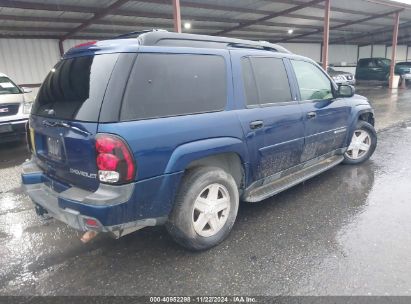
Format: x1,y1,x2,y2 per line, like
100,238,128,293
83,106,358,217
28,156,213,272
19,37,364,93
109,30,291,54
114,29,168,39
227,42,283,52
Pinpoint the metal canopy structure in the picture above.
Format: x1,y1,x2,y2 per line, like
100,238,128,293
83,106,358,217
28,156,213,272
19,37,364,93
0,0,410,46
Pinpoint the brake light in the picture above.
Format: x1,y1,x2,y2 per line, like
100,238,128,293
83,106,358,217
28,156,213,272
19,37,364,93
95,134,135,184
74,41,97,48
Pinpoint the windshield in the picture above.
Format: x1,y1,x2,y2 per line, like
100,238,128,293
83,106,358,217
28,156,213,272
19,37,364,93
32,53,119,121
0,76,21,95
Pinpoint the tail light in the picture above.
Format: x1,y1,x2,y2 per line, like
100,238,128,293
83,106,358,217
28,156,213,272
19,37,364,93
73,41,97,48
95,134,136,184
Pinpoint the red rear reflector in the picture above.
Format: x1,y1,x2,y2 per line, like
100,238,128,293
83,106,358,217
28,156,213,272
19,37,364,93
85,218,99,228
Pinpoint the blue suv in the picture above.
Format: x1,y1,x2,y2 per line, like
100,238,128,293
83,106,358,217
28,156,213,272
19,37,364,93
22,30,377,250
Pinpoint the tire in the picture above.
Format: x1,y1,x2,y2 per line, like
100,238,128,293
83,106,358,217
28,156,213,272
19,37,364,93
166,166,239,251
343,120,377,165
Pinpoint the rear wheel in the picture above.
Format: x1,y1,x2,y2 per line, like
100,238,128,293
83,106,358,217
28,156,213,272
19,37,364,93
343,121,377,165
166,167,239,251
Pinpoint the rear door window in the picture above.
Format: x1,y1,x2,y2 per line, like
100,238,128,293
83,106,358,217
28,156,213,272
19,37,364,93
120,53,227,121
242,57,292,106
32,54,119,121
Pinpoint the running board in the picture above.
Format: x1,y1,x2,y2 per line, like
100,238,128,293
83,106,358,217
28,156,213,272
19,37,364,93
243,155,344,203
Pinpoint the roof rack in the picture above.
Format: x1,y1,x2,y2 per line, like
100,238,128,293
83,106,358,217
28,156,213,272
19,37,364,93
111,30,291,54
113,29,168,39
227,42,283,52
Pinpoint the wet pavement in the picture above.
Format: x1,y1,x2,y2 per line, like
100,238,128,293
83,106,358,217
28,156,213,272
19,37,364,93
356,84,411,131
1,88,411,296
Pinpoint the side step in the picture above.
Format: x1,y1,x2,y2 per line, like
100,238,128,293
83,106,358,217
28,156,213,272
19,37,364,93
243,155,344,203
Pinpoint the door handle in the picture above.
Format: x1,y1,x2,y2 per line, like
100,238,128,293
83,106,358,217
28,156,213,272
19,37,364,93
249,120,264,130
306,111,317,119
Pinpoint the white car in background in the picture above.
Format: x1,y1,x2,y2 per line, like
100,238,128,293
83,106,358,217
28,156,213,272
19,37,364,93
0,73,33,143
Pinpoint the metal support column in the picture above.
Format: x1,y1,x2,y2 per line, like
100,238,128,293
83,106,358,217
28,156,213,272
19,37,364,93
389,11,400,89
172,0,182,33
58,39,64,57
322,0,330,70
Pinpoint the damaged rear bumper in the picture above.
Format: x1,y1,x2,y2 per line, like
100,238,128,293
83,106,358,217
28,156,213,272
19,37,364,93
21,159,166,238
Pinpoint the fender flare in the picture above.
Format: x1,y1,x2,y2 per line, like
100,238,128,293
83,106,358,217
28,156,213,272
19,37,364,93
164,137,248,174
345,106,375,146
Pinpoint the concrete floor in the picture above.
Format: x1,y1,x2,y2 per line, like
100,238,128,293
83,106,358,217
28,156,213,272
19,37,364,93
1,87,411,296
356,85,411,130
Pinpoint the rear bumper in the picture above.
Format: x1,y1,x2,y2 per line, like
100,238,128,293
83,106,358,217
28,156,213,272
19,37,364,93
21,159,181,236
0,119,27,143
402,73,411,80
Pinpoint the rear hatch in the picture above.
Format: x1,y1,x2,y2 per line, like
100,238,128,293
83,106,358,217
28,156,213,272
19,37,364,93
30,53,119,191
396,64,411,75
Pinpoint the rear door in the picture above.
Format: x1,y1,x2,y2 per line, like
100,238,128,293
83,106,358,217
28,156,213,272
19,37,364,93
288,59,351,162
232,52,305,182
30,53,121,191
356,59,373,80
374,59,390,80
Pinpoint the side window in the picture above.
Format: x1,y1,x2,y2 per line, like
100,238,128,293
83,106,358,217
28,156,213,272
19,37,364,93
120,53,227,121
358,59,370,68
291,60,333,101
242,57,292,106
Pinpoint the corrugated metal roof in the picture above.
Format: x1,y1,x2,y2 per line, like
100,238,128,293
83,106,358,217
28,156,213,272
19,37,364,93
0,0,410,45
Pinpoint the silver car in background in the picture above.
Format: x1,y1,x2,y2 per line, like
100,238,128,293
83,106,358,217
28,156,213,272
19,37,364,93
327,67,356,86
0,73,33,143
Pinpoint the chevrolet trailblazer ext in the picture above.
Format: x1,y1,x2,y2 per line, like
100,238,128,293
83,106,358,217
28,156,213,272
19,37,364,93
22,31,377,250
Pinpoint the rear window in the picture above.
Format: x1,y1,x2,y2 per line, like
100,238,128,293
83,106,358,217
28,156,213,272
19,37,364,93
0,76,21,95
120,53,227,121
32,54,119,121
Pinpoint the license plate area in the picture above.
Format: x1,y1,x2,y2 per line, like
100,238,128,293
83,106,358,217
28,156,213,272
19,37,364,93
46,136,62,160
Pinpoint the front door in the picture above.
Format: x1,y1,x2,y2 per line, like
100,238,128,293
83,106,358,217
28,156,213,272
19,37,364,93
288,59,351,162
232,53,305,183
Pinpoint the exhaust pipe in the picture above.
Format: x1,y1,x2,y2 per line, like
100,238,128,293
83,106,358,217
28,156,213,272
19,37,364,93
80,230,98,243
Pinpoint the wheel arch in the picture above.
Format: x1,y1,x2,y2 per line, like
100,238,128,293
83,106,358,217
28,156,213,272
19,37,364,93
164,137,249,190
345,107,375,147
358,111,375,126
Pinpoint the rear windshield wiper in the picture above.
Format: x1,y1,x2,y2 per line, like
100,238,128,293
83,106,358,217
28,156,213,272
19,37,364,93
42,120,92,137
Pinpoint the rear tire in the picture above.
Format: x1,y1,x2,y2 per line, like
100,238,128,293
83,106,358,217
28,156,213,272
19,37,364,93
166,166,239,251
343,121,377,165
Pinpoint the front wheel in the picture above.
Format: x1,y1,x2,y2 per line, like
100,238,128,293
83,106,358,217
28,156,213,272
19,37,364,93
343,121,377,165
166,167,239,251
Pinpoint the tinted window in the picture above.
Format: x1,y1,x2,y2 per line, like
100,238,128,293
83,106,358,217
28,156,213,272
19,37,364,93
120,53,227,121
358,59,371,68
241,58,259,106
0,76,21,95
291,60,333,101
242,57,292,106
33,54,119,121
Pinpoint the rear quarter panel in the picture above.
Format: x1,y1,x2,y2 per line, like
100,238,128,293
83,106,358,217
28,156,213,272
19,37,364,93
97,111,247,182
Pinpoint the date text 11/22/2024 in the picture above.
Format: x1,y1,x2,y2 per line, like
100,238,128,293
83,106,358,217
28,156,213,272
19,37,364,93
149,296,257,303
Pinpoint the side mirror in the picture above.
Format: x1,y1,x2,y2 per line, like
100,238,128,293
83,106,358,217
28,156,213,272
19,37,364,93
338,85,355,98
22,87,33,93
